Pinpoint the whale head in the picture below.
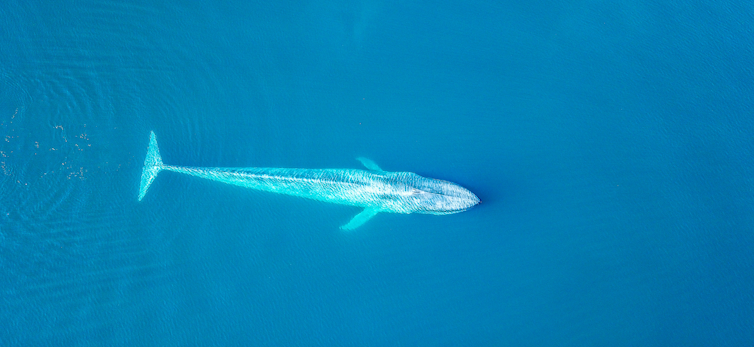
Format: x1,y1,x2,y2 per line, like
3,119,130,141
394,173,480,215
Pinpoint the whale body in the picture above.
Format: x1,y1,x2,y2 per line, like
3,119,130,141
138,132,479,230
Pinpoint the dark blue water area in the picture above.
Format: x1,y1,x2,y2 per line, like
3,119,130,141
2,0,753,345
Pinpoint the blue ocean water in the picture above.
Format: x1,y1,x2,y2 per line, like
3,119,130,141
1,0,753,345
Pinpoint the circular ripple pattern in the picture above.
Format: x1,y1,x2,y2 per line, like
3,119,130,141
0,2,205,344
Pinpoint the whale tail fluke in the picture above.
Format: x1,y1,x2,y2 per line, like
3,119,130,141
138,131,164,201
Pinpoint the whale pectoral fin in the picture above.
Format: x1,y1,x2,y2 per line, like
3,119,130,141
341,208,380,231
356,157,384,172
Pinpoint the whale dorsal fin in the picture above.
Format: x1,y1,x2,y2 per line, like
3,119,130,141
341,208,380,230
357,157,383,172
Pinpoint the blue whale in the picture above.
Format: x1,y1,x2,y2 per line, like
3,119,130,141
138,132,479,230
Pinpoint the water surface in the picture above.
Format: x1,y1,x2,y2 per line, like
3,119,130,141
1,0,753,345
